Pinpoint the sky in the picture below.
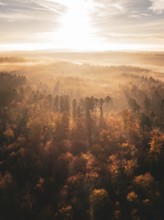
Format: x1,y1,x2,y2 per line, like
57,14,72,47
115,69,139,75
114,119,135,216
0,0,164,51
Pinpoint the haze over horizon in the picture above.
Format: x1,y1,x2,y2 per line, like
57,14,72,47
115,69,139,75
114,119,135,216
0,0,164,51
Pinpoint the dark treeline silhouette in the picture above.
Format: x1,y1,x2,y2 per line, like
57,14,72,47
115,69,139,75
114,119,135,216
0,63,164,220
0,56,26,63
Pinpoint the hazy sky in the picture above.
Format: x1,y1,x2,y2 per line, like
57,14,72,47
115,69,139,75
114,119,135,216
0,0,164,51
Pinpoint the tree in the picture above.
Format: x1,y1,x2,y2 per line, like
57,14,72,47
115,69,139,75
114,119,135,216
89,189,112,220
128,98,140,113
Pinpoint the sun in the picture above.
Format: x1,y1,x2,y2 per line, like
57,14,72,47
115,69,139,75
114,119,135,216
57,0,93,50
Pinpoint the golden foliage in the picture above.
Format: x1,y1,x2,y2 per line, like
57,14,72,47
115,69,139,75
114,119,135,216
3,127,14,138
134,173,154,188
58,205,73,218
127,191,138,202
0,172,13,189
35,177,45,191
149,129,164,159
90,188,109,204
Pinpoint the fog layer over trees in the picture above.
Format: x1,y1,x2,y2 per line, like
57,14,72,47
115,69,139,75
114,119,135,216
0,54,164,220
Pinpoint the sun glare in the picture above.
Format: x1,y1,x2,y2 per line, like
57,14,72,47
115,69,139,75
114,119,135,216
57,0,93,50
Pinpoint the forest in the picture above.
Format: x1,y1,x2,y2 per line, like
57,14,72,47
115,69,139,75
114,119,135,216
0,53,164,220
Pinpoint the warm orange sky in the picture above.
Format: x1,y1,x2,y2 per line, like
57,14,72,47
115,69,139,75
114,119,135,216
0,0,164,51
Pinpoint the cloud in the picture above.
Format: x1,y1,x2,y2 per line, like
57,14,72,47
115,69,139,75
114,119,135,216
31,0,66,15
90,5,164,47
149,0,164,14
92,0,149,14
0,0,164,50
108,33,164,39
0,0,61,31
0,0,66,18
0,1,7,5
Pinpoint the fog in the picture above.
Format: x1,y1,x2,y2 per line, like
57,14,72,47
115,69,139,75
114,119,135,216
0,51,164,220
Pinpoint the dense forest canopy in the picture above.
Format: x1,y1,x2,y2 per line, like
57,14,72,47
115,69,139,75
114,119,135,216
0,53,164,220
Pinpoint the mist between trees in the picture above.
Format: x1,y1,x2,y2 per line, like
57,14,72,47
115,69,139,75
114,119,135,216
0,60,164,220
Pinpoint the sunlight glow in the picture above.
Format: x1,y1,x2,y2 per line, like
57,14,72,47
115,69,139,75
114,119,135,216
0,42,163,52
0,0,164,52
56,0,93,50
